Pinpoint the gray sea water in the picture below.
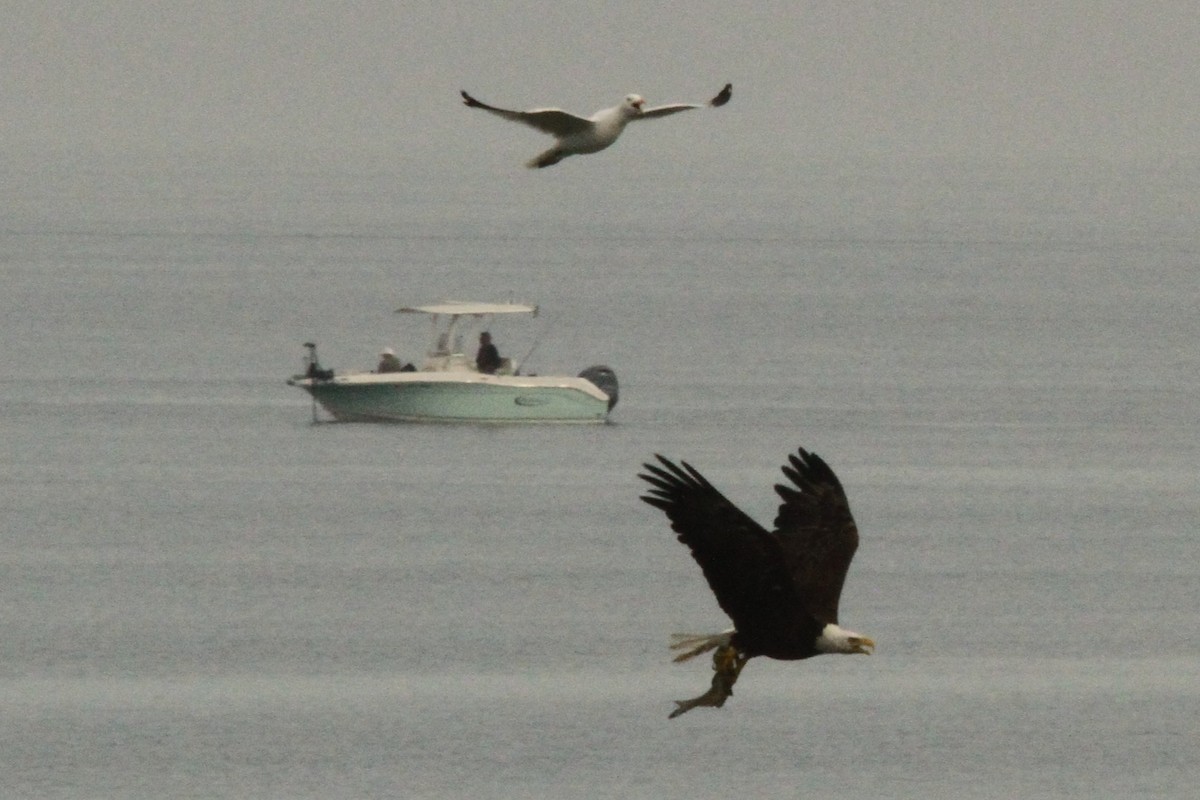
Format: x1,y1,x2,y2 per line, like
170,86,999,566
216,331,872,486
3,154,1198,798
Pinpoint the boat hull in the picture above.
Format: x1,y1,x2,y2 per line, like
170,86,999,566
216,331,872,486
291,374,612,423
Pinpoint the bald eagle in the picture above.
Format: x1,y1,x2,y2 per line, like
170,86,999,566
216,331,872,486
639,447,874,718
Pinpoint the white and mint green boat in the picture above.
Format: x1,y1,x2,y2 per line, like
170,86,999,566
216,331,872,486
287,302,618,423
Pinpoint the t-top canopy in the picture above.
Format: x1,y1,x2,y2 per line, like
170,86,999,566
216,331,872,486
395,301,538,317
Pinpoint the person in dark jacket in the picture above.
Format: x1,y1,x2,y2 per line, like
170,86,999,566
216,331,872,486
476,332,501,374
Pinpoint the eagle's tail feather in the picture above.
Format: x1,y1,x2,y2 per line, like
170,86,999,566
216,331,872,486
669,630,734,663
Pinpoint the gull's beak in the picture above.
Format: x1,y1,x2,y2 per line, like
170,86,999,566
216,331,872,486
853,637,875,655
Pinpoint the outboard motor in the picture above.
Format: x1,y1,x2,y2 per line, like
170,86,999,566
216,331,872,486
578,365,619,411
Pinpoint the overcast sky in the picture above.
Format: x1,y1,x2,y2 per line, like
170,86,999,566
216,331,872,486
5,2,1198,168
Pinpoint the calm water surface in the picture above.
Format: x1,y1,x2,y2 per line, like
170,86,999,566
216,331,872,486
2,157,1197,798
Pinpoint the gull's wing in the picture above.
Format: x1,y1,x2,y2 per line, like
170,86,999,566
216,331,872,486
770,448,859,624
460,91,594,137
636,83,732,120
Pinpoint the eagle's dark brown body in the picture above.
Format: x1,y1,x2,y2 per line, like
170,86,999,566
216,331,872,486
639,447,873,717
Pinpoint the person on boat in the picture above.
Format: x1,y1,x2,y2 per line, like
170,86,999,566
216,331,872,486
377,347,404,373
476,331,502,374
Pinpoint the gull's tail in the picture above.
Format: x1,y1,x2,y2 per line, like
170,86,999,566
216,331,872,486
527,146,566,169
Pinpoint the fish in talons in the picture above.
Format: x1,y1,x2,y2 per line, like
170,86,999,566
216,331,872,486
668,636,749,719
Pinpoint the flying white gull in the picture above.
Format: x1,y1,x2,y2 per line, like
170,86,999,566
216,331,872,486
460,83,732,168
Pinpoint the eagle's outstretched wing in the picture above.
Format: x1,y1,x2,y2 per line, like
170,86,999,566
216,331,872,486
460,91,594,137
639,454,799,631
636,83,732,120
771,448,859,624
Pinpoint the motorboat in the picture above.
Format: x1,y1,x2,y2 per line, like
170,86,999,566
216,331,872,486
287,301,618,423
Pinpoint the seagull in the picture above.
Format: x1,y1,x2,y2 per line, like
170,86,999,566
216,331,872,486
460,83,732,168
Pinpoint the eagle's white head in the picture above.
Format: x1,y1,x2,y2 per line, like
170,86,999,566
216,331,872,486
816,623,875,655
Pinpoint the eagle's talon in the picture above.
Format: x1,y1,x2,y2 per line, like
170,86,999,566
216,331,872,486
713,644,746,676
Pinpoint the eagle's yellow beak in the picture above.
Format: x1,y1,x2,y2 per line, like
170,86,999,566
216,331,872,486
851,637,875,655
